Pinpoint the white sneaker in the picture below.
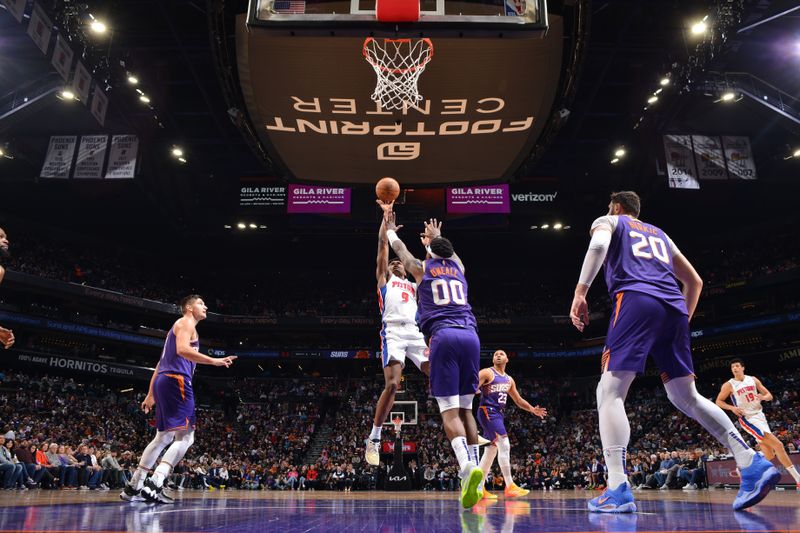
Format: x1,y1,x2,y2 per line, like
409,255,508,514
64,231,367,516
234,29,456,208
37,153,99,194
365,439,380,466
682,483,697,491
477,435,491,446
659,484,669,490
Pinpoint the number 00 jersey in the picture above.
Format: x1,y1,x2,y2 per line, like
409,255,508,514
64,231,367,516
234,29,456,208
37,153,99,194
378,274,418,325
417,258,477,337
728,375,763,417
594,214,687,315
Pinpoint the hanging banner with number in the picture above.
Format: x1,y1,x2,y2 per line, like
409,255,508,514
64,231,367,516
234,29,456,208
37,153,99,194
91,86,108,126
3,0,27,22
51,34,74,81
72,61,92,104
691,135,727,180
105,135,139,179
722,136,757,180
27,2,52,55
40,135,77,178
73,135,108,179
663,135,699,189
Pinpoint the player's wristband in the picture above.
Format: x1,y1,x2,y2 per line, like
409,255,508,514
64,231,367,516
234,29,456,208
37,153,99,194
387,230,400,246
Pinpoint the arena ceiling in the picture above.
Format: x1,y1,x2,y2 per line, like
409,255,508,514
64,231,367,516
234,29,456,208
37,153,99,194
0,0,799,241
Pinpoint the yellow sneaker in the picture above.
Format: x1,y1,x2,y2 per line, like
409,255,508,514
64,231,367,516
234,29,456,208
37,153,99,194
481,488,499,500
504,483,530,498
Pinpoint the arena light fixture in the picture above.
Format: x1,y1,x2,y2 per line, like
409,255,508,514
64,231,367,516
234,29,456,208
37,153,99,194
127,75,139,85
0,148,4,158
541,223,550,229
794,148,800,158
647,95,659,104
224,225,232,229
248,223,257,229
58,89,76,101
259,225,267,229
720,91,736,102
171,147,184,157
690,17,708,35
610,158,620,164
236,222,246,230
654,88,663,95
529,225,538,230
139,95,150,103
177,157,187,164
660,77,671,86
90,20,107,34
563,226,571,230
553,223,563,230
614,148,626,158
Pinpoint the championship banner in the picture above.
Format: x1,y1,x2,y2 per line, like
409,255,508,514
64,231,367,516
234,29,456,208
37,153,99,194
447,184,510,213
105,135,139,179
27,2,52,55
287,184,351,213
51,34,74,81
73,135,108,179
691,135,727,180
72,61,92,104
40,135,76,178
663,135,699,189
722,136,757,180
91,86,108,126
2,0,27,22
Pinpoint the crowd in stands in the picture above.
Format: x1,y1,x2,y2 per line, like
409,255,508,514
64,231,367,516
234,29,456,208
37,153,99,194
3,226,798,320
1,367,797,493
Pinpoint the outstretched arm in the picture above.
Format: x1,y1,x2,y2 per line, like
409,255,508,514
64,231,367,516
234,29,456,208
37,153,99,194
174,319,237,367
508,378,547,418
376,201,391,287
385,212,424,281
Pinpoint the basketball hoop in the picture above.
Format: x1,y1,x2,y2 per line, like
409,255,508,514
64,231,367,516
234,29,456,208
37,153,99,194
363,38,434,111
392,416,403,434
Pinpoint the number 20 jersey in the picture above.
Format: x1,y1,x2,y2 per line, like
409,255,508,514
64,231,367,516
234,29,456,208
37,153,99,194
417,258,477,338
597,214,687,315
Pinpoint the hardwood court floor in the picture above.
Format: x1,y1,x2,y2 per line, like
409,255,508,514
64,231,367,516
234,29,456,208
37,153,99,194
0,488,798,532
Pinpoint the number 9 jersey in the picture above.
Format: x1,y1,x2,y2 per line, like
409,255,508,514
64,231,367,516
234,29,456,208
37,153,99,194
417,258,478,338
596,214,687,316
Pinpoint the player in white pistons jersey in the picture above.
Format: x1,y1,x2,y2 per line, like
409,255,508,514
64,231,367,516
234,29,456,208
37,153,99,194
365,201,429,467
716,358,800,488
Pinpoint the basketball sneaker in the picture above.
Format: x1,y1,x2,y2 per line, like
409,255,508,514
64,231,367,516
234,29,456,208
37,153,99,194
365,439,381,466
732,453,781,510
141,477,170,504
460,466,484,509
119,484,146,502
587,482,637,513
481,488,498,500
477,435,491,446
504,483,530,498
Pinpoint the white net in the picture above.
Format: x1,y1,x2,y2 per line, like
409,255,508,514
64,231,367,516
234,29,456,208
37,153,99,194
363,38,434,111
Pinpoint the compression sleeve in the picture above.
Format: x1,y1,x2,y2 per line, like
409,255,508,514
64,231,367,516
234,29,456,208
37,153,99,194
578,229,612,287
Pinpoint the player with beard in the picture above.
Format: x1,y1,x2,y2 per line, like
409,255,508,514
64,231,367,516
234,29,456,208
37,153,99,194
365,201,430,466
0,228,15,350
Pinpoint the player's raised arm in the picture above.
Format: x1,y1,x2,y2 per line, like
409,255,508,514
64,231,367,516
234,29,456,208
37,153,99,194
753,378,773,402
507,378,547,418
422,219,465,272
376,201,392,288
671,251,703,321
174,319,236,367
715,381,744,417
385,212,424,281
570,222,613,332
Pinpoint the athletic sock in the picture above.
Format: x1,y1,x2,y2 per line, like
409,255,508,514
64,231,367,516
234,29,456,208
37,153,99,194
786,465,800,484
469,444,480,466
451,437,472,477
369,425,382,441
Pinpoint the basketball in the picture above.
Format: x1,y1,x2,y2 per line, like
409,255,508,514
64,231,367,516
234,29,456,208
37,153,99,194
375,177,400,203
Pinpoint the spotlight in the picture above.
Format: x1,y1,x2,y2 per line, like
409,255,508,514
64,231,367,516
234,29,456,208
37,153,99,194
553,223,563,230
139,95,150,103
127,75,138,85
614,148,626,158
0,148,4,158
610,158,620,164
248,223,257,229
58,89,76,100
690,19,708,35
794,149,800,158
563,226,571,230
654,88,663,95
529,225,538,230
171,147,184,157
224,225,232,229
177,157,187,164
660,77,671,86
237,222,246,230
259,225,267,229
90,20,107,33
541,224,550,229
720,91,736,102
647,96,659,104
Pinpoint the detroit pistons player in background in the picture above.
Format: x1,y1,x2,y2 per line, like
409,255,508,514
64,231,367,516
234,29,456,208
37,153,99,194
365,201,430,466
477,349,547,500
716,359,800,489
570,191,779,513
121,295,236,503
386,212,484,509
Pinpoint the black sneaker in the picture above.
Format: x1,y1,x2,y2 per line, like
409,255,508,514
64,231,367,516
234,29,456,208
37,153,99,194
141,477,162,502
120,484,146,502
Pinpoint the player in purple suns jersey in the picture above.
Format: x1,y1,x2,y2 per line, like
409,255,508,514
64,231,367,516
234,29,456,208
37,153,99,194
122,295,237,504
384,211,484,509
570,191,778,513
364,201,430,468
477,349,546,500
